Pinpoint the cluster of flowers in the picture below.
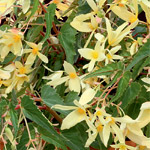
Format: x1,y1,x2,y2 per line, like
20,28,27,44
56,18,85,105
0,0,150,149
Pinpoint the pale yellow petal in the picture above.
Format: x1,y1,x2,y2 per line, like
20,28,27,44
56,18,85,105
103,123,111,147
26,53,36,65
38,52,48,63
136,109,150,128
26,41,38,49
70,13,93,32
105,18,113,44
57,3,68,11
86,0,98,12
47,76,69,87
61,109,86,130
142,77,150,84
15,61,23,68
79,88,96,105
110,46,121,54
63,61,76,74
99,0,106,8
68,78,81,93
0,69,10,79
22,0,30,13
111,6,137,22
78,48,93,60
111,123,125,143
88,60,96,72
52,105,77,110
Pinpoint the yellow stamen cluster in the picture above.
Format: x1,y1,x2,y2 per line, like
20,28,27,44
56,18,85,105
69,72,77,79
106,53,112,60
97,124,103,132
19,67,27,74
129,16,137,23
53,0,60,4
77,108,85,114
96,110,102,116
91,51,99,59
139,145,146,150
13,35,21,42
119,145,127,150
32,48,39,55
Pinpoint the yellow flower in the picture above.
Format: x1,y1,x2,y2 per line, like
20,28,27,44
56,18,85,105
105,17,138,46
5,61,32,93
24,41,48,65
0,29,23,59
52,88,96,130
85,119,104,147
103,116,125,146
78,41,106,72
70,13,98,32
105,45,123,65
46,61,81,93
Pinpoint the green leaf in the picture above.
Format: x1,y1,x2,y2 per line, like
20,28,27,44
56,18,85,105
41,85,64,107
38,127,67,150
126,39,150,71
0,97,7,131
9,103,18,137
41,3,56,43
121,82,141,109
84,61,124,79
110,71,132,103
17,129,29,150
21,95,66,148
61,124,89,150
132,57,150,80
58,23,77,64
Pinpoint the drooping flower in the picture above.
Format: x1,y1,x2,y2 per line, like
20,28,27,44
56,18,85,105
52,88,96,130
